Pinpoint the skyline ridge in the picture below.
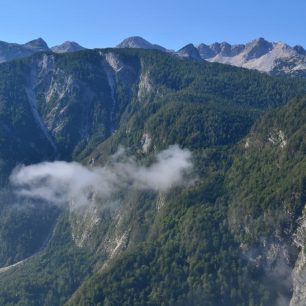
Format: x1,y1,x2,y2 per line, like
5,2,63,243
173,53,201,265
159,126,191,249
1,35,305,52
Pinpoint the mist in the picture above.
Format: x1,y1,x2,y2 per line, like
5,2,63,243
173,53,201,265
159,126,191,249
10,145,193,208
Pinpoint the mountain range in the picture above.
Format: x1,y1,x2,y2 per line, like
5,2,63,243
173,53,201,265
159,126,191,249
0,38,305,306
1,36,306,77
117,36,306,77
0,38,84,63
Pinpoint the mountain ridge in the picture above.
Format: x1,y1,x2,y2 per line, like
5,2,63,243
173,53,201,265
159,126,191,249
51,41,85,53
116,36,306,76
0,36,306,77
0,38,86,63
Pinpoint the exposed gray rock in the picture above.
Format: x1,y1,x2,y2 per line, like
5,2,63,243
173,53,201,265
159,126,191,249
198,38,306,76
242,237,296,306
243,37,273,60
116,36,306,76
290,213,306,306
177,43,201,61
290,251,306,306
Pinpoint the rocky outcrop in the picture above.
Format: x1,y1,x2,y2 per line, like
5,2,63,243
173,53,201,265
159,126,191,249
241,237,295,306
290,214,306,306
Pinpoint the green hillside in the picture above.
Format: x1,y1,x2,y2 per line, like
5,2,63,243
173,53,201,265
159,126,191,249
0,49,305,305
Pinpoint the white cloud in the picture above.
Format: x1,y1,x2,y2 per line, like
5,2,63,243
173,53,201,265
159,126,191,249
10,145,193,208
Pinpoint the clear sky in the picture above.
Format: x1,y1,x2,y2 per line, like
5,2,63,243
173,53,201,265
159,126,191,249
0,0,305,49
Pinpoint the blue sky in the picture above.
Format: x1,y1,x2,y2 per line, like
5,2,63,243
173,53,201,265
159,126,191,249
0,0,305,49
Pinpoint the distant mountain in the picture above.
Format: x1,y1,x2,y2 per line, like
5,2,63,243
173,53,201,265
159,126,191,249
1,36,305,77
116,36,306,77
117,36,166,52
51,41,85,53
0,39,86,63
22,38,49,52
200,38,306,76
176,43,201,61
0,38,49,63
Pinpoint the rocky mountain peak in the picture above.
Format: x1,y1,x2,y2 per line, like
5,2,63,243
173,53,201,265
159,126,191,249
23,38,49,51
218,42,232,55
244,37,273,60
117,36,165,51
51,41,85,53
197,43,215,59
177,43,201,61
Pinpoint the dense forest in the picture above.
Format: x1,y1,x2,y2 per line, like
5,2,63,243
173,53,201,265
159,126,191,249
0,48,305,305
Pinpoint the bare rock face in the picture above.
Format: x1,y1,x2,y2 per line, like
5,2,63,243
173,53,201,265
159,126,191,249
201,38,306,76
243,37,273,60
290,251,306,306
290,214,306,306
242,237,296,306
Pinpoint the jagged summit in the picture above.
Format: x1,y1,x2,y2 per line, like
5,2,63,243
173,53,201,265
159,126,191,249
0,36,305,77
51,41,85,53
198,42,245,58
117,36,166,51
242,37,273,60
191,38,306,76
177,43,201,61
115,36,306,76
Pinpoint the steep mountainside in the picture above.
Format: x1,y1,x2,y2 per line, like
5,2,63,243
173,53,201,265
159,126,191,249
66,96,306,306
77,99,305,306
0,48,305,305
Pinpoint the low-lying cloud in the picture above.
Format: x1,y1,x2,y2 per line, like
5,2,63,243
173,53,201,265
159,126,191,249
10,145,193,208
